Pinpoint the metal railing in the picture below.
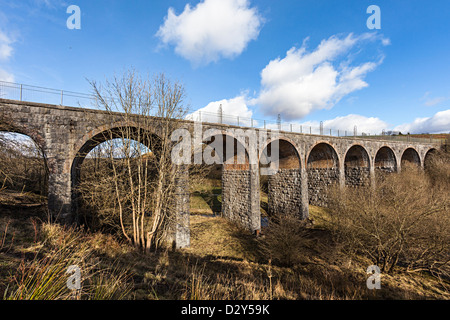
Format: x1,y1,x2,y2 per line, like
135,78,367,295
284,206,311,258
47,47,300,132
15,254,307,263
0,80,445,144
0,81,96,108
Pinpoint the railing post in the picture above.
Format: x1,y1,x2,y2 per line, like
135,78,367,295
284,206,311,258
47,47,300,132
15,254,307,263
20,84,23,101
300,125,302,133
237,116,240,126
264,120,266,129
61,90,63,105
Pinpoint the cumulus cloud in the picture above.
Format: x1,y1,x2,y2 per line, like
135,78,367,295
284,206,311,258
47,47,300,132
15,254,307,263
0,30,14,82
156,0,262,66
257,33,387,119
187,94,253,125
299,114,389,135
394,109,450,134
0,31,13,61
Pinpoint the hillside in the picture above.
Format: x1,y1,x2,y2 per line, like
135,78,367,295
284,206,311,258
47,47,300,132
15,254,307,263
1,181,448,300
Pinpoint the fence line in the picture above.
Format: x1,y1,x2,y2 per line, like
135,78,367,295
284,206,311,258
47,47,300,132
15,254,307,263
0,80,444,144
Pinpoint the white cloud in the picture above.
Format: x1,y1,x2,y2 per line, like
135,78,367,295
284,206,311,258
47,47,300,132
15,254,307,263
299,114,389,135
156,0,262,66
257,33,387,120
0,30,13,61
0,30,14,82
424,97,446,107
394,109,450,134
0,68,14,82
187,94,253,125
381,38,391,46
421,92,447,107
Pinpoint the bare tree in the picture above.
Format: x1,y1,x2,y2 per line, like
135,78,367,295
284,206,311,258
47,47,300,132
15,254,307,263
77,70,189,251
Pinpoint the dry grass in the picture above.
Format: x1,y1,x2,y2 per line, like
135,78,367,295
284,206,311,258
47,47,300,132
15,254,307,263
1,196,449,300
1,151,449,300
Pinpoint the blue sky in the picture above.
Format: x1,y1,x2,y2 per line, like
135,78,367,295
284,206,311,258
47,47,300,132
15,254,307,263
1,0,449,134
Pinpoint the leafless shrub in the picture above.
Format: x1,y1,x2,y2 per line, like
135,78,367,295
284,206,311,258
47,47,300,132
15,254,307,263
259,212,314,267
327,159,450,277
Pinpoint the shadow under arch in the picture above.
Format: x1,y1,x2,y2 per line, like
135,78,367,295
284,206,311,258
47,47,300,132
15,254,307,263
199,129,260,232
259,138,302,218
401,147,421,169
306,142,340,206
344,144,370,186
374,146,397,175
423,148,438,170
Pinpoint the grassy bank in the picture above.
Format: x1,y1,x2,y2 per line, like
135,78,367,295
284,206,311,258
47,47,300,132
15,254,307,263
0,184,448,300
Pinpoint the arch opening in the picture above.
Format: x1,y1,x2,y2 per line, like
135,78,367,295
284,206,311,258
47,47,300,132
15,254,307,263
401,148,421,169
260,139,302,219
190,133,250,216
71,126,162,232
344,145,370,186
191,132,259,231
374,146,397,175
307,143,339,206
0,131,48,199
424,148,438,171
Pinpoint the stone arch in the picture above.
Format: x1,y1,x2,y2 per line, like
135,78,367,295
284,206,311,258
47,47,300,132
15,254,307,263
424,148,438,170
306,142,340,206
70,124,163,219
0,130,48,196
306,142,340,169
201,129,260,232
259,137,301,171
344,144,370,186
260,138,302,218
0,122,46,153
401,147,421,169
374,146,397,174
201,130,251,170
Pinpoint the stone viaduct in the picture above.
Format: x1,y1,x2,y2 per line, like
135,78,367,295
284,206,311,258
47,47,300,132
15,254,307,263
0,99,441,248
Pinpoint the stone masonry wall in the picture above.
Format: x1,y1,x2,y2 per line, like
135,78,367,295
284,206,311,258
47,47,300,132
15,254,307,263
222,169,252,229
307,168,339,206
268,168,302,217
345,167,370,186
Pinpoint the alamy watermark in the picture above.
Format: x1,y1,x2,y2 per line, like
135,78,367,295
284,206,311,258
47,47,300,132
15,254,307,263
367,5,381,30
171,121,281,176
66,264,81,290
366,265,381,289
67,5,81,30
